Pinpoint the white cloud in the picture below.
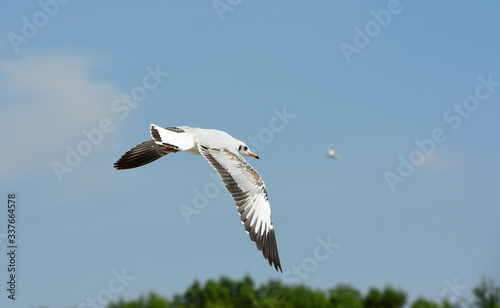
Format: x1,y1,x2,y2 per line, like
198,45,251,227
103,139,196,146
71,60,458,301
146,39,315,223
0,55,123,182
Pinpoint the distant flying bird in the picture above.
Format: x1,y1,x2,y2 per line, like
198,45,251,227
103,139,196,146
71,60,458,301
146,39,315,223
114,125,282,272
327,148,339,159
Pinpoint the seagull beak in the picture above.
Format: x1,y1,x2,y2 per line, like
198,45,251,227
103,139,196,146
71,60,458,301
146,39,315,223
249,152,259,159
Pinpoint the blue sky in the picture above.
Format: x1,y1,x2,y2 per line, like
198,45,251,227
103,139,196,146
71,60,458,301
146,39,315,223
1,1,499,307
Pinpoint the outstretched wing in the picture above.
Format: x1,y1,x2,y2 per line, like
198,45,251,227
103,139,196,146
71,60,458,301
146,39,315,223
114,140,170,169
199,145,282,272
114,125,192,170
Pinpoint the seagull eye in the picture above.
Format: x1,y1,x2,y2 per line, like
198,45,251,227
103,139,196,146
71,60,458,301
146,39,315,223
243,146,248,151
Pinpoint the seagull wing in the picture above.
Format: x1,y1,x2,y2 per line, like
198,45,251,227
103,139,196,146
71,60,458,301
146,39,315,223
114,140,170,169
199,145,282,272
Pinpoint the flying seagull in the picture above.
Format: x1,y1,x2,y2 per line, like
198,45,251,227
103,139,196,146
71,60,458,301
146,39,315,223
327,147,340,159
114,124,282,272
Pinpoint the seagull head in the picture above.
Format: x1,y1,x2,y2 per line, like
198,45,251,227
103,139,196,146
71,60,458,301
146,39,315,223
238,143,259,159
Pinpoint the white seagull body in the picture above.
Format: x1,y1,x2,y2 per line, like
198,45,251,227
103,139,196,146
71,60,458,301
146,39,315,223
327,148,339,159
114,124,282,272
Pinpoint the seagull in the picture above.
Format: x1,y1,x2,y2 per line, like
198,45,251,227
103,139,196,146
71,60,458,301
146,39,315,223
327,147,340,159
114,124,282,272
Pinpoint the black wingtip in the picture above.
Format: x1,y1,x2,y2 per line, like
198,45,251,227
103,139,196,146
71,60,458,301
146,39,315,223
275,262,283,273
261,229,282,273
113,140,168,170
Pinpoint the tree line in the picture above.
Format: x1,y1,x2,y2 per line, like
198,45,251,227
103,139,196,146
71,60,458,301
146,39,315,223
106,275,499,308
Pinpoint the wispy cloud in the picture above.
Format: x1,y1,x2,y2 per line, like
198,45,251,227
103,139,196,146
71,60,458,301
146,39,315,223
0,55,123,183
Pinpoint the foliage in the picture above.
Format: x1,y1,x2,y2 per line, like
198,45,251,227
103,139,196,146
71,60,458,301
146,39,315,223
363,286,406,308
472,276,500,308
108,292,169,308
410,297,456,308
105,276,500,308
328,284,363,308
